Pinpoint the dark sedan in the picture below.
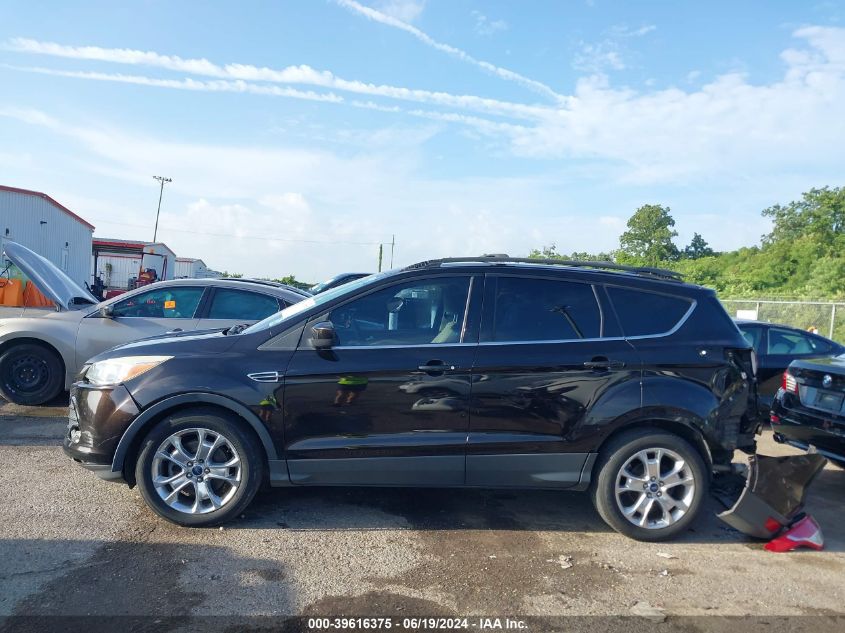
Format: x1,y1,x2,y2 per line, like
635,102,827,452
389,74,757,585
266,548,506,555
734,319,844,413
771,354,845,468
311,272,371,294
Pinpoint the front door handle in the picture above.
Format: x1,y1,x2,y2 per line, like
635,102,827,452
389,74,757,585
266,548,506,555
166,328,183,334
583,359,625,370
417,360,456,374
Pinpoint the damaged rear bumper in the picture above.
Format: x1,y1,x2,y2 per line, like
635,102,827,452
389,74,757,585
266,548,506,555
717,453,827,539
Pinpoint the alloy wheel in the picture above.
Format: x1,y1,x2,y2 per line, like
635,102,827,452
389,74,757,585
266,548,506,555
614,447,696,530
151,427,242,515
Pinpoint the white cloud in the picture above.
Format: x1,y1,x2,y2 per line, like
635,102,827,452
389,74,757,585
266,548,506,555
0,106,579,279
512,27,845,185
609,24,657,38
371,0,426,22
3,64,345,103
573,42,626,72
8,26,845,191
573,23,655,73
5,38,548,120
333,1,562,101
472,11,508,37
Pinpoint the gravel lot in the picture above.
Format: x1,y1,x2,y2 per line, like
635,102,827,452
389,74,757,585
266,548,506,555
1,399,843,630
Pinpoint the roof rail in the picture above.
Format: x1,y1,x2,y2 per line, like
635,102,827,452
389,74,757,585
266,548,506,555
404,256,684,282
218,277,313,295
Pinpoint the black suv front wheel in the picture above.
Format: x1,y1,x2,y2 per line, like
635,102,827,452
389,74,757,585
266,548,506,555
135,407,264,526
591,428,708,541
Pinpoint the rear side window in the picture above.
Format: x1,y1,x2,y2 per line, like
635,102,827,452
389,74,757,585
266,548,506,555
207,289,281,321
767,327,832,356
607,286,692,337
738,325,764,353
492,277,601,342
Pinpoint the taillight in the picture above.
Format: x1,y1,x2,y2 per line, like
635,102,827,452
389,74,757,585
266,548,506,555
782,371,798,394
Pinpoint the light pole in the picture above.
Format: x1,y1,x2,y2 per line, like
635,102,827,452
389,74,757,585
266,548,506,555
152,176,172,242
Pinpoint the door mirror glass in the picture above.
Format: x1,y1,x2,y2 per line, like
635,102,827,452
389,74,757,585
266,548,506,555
99,304,114,318
310,321,336,349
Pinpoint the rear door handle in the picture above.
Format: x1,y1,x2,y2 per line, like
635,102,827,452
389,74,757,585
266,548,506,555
583,359,625,370
417,361,456,374
166,328,183,334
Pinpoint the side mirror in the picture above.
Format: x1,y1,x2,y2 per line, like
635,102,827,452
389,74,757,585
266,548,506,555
310,321,336,349
99,304,114,319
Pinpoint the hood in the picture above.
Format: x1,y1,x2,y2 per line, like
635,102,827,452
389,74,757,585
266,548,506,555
90,328,237,364
2,241,98,311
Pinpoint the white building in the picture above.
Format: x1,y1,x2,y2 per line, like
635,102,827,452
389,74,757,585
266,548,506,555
92,238,177,290
0,184,95,287
174,257,221,279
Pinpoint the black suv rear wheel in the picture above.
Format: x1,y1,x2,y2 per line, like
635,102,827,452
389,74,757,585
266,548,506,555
135,407,264,526
591,428,708,541
0,342,64,405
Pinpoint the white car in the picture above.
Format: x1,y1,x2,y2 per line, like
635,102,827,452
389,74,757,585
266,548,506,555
0,241,306,405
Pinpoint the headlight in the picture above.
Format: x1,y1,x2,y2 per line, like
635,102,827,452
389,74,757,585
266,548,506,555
86,355,172,387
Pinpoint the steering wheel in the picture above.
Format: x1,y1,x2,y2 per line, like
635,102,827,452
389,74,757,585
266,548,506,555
334,310,364,345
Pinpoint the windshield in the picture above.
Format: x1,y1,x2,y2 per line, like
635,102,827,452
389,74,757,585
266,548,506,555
242,271,387,335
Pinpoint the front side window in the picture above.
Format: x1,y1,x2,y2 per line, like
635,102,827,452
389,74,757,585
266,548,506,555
328,276,471,347
491,277,601,342
607,286,692,337
207,288,280,321
738,325,764,353
111,286,204,319
767,327,829,355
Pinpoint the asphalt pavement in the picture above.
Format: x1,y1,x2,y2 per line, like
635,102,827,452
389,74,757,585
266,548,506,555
1,401,844,631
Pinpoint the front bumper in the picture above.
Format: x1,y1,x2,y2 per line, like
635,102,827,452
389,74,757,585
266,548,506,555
62,382,140,480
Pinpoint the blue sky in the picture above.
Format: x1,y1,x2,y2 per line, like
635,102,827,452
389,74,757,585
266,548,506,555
1,0,843,281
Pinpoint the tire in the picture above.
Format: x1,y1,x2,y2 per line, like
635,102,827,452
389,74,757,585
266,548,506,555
135,407,265,527
0,343,64,405
591,428,708,541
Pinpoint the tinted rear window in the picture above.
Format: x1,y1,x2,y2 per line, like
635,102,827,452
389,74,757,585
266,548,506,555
607,286,693,337
492,277,601,342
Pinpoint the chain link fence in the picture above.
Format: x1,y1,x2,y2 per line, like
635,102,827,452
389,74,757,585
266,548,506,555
720,299,845,343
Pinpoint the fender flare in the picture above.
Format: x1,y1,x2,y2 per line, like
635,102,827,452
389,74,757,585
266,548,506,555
111,392,278,474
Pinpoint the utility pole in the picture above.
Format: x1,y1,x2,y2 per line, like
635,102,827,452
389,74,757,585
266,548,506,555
152,176,172,242
389,234,395,268
377,243,383,272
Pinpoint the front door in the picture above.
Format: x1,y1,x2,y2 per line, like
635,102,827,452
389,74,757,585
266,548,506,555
75,285,205,370
468,274,641,488
282,274,479,486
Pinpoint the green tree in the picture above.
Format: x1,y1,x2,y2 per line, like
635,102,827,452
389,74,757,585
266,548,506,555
618,204,680,265
683,233,714,259
762,186,845,252
221,271,243,278
528,244,614,262
271,275,313,291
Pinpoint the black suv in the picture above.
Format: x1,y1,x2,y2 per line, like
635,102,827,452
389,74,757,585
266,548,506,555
64,257,757,540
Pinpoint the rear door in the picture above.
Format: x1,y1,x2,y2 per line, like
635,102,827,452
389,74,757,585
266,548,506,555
467,274,641,488
75,285,205,368
195,287,284,331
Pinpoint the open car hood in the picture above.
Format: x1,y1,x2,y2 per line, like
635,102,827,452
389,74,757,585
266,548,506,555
2,241,98,311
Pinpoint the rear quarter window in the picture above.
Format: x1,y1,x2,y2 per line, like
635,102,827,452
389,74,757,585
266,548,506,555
607,286,693,337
